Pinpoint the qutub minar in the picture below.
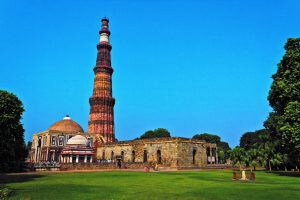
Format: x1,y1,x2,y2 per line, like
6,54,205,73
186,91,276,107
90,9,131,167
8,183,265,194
29,18,218,169
88,18,116,145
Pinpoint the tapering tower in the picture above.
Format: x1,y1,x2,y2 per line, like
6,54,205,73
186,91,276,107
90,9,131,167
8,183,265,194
88,18,115,145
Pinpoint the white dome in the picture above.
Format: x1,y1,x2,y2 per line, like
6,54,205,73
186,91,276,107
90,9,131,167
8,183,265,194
67,135,88,146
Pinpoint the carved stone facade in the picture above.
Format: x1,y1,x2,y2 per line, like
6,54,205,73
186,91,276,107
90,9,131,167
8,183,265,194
97,137,218,168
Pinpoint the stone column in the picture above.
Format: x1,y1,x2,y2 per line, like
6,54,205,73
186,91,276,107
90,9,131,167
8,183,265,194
37,149,40,162
70,155,73,163
90,156,93,163
34,148,37,162
210,144,212,164
216,146,218,164
84,155,87,163
46,147,49,162
76,155,79,163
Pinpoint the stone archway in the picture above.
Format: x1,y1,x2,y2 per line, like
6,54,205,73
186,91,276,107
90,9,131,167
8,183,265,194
192,149,197,164
131,150,136,163
157,150,162,164
143,150,148,163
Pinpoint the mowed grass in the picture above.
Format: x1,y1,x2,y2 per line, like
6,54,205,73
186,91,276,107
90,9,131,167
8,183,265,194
2,170,300,200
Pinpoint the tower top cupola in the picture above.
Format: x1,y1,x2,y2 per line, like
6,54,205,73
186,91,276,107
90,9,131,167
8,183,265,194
99,18,110,43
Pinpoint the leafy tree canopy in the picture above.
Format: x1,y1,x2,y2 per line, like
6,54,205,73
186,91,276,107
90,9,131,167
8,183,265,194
240,129,269,150
192,133,221,143
0,90,26,172
264,38,300,167
218,141,231,152
268,38,300,113
140,128,171,139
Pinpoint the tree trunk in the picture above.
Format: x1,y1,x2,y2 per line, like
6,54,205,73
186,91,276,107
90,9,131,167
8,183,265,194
269,160,272,171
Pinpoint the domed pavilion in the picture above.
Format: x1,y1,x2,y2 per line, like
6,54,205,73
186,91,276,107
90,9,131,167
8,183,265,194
60,135,94,163
29,115,93,163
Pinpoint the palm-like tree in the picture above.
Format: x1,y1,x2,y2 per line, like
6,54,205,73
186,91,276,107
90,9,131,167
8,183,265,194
247,148,259,171
255,134,287,171
229,147,247,170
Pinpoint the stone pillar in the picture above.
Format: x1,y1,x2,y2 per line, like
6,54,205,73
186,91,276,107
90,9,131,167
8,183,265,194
70,155,73,163
216,146,219,164
37,149,40,162
34,148,37,162
210,144,212,164
90,156,93,163
76,155,79,163
84,155,87,163
46,147,49,162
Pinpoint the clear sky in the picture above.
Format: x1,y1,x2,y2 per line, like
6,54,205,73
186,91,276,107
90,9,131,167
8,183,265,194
1,0,299,147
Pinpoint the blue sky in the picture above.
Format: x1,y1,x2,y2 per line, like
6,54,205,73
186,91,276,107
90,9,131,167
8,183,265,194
1,0,299,147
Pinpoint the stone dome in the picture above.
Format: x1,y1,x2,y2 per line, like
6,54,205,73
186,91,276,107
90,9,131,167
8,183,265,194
66,135,88,146
48,115,84,133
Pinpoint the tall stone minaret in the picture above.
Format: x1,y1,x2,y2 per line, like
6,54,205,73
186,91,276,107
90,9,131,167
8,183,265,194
88,18,115,145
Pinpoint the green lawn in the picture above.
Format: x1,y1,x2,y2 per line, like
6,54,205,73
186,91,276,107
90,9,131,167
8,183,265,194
2,170,300,200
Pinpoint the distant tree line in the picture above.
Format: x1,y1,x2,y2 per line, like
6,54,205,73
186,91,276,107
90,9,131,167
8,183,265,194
139,128,171,139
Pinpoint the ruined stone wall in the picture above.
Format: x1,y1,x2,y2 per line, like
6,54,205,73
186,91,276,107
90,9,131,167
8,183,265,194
96,138,211,168
176,142,207,168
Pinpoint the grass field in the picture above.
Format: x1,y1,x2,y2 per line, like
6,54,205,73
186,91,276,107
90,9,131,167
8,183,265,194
1,170,300,200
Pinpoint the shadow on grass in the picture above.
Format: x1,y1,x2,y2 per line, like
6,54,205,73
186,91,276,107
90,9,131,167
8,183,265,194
0,174,44,184
267,171,300,178
10,184,123,200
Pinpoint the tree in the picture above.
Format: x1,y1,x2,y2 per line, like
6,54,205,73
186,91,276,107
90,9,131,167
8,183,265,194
268,38,300,114
247,148,259,171
192,133,220,143
255,134,287,171
0,90,26,172
140,128,171,139
228,147,247,170
217,141,231,163
240,129,269,150
265,38,300,167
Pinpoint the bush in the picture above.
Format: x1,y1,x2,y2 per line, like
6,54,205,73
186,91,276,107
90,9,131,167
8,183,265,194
272,171,300,177
0,187,14,200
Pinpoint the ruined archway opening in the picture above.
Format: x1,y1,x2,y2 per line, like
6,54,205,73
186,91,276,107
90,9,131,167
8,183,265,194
192,149,197,164
157,150,162,164
111,151,114,160
102,150,105,160
132,150,136,163
121,151,125,162
143,150,148,163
